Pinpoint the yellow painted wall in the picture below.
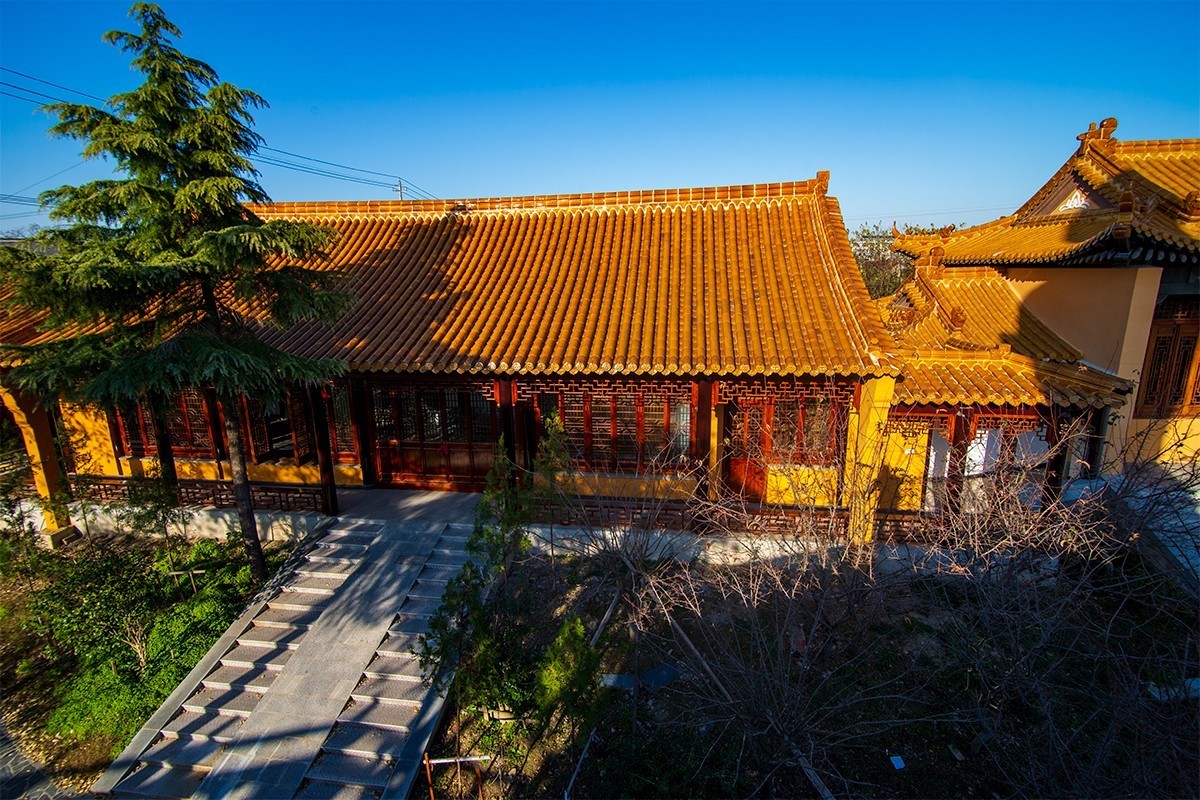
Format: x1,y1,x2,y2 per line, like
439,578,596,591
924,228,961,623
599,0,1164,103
1007,267,1168,458
59,402,120,475
762,466,839,506
1006,267,1161,378
842,376,896,542
0,387,69,529
122,457,364,486
557,472,698,500
878,426,930,512
1126,417,1200,464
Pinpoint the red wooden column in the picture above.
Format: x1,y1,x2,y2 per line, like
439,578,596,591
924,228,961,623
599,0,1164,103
348,377,377,487
1041,406,1070,505
497,379,518,470
307,384,339,515
693,380,713,498
945,409,973,513
1083,405,1109,479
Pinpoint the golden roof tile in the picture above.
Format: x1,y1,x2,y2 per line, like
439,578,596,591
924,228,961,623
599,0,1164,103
249,178,898,378
894,119,1200,266
879,266,1129,408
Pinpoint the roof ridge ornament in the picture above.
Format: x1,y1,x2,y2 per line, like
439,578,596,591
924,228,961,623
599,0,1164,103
1184,191,1200,222
1076,117,1119,153
815,170,830,196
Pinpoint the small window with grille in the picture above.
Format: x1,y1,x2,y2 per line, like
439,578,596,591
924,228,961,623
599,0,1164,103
1136,297,1199,418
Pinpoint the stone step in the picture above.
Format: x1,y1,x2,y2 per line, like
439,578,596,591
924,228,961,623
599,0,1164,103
181,686,262,717
418,564,462,582
202,663,278,692
338,699,418,732
375,632,421,656
307,544,370,561
329,520,386,532
160,710,243,743
321,531,376,546
363,655,424,681
322,722,409,760
256,603,325,629
139,735,225,770
285,574,345,595
305,553,363,566
405,579,448,599
428,549,468,562
114,763,206,799
297,559,360,578
307,751,394,789
295,778,381,800
220,644,293,671
237,624,308,650
388,615,430,635
436,534,470,547
396,596,440,618
270,590,332,610
351,676,431,705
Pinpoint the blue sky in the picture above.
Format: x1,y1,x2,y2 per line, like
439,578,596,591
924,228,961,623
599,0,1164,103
2,1,1197,231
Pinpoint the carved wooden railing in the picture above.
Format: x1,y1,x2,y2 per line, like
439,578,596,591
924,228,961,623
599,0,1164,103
69,475,325,514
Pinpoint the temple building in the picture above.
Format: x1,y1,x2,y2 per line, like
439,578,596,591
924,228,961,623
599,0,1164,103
1,163,1136,540
892,118,1199,466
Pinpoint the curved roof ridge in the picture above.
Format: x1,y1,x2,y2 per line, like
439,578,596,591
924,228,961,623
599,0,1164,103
250,177,830,219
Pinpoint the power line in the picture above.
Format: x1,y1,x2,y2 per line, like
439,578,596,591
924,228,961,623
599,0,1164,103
0,67,107,103
0,89,47,105
14,161,87,195
259,145,402,181
0,81,72,104
0,67,437,198
0,194,41,207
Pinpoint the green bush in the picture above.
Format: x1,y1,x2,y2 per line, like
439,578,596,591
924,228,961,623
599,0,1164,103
535,615,600,726
34,538,263,753
27,550,165,676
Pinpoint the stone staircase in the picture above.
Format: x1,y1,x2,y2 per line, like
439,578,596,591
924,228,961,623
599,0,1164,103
98,519,472,800
295,527,470,800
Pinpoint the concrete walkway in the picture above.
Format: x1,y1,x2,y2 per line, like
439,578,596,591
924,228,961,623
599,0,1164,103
96,490,478,800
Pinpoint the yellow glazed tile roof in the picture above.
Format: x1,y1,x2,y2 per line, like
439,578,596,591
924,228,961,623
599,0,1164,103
878,266,1080,361
894,350,1129,409
879,266,1129,408
894,119,1200,265
249,178,898,378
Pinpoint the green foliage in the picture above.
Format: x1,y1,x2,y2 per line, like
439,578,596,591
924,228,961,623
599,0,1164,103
534,615,600,725
0,2,351,407
849,221,963,299
420,443,535,704
37,537,259,754
0,2,355,580
468,436,532,572
27,550,164,676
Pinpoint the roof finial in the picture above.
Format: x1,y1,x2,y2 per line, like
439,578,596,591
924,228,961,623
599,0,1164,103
1077,117,1118,152
815,170,830,196
1184,191,1200,222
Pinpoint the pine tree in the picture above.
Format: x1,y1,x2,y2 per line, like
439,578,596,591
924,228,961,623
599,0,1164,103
0,3,352,581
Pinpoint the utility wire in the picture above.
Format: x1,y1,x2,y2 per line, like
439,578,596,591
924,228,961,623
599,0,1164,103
0,194,41,207
14,161,87,195
0,81,73,104
1,66,438,198
0,89,48,105
0,67,106,102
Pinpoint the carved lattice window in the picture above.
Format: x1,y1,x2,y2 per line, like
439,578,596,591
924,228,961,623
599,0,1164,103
1136,306,1200,418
